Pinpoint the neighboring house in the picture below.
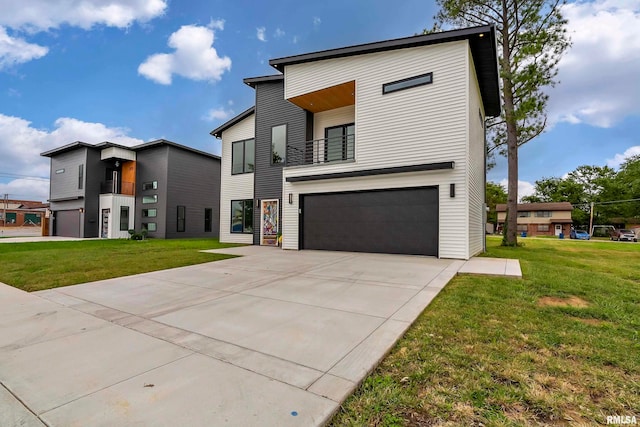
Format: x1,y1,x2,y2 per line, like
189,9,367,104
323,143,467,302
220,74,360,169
211,25,500,259
41,140,221,239
496,202,573,237
0,199,48,227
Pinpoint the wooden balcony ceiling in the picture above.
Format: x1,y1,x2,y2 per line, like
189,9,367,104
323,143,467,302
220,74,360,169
288,80,355,113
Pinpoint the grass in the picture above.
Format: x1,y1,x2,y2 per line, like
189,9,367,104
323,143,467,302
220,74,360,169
331,237,640,426
0,238,240,292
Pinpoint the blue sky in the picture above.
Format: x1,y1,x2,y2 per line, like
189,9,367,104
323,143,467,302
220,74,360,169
0,0,639,201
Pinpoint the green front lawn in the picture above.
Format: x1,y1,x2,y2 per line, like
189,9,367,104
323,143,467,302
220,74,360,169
0,239,239,292
332,237,640,426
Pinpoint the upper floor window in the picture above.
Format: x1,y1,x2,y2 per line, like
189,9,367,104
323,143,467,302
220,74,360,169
142,181,158,190
271,124,287,165
232,138,255,174
325,123,355,162
517,211,531,218
142,208,157,218
78,164,84,190
382,72,433,95
535,211,552,218
142,195,158,204
55,169,65,174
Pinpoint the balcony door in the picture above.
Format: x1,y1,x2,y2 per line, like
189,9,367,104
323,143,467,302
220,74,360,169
324,123,354,162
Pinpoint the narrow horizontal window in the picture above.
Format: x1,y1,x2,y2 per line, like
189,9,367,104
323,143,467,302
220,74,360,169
142,181,158,190
55,169,65,174
382,72,433,95
142,222,157,232
142,208,157,218
142,195,158,204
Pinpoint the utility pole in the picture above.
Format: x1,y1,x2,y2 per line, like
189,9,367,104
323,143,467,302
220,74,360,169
589,201,594,236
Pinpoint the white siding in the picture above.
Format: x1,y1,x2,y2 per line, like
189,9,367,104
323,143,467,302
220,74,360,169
99,194,135,238
467,47,486,257
313,105,356,140
101,147,136,161
219,114,255,244
282,41,471,259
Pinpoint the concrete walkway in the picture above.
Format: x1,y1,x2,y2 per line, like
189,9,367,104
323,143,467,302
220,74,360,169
0,247,520,426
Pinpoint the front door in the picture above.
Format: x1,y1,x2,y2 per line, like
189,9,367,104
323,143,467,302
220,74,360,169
555,224,562,236
260,199,279,246
101,209,110,238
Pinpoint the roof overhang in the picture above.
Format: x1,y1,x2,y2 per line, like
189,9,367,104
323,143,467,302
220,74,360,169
210,106,255,139
288,80,355,113
243,74,283,88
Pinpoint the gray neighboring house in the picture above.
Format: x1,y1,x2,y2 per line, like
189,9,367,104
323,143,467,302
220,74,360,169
41,139,221,239
211,25,500,259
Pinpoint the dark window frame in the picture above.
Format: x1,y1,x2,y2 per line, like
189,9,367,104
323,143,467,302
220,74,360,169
324,123,355,162
177,205,186,232
142,195,158,204
142,222,157,232
204,208,213,233
119,206,129,231
78,164,84,190
535,211,552,218
231,138,255,175
271,123,288,165
142,208,157,218
382,72,433,95
142,181,158,191
230,199,253,234
537,224,550,232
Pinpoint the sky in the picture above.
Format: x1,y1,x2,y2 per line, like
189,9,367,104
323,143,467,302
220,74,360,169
0,0,638,202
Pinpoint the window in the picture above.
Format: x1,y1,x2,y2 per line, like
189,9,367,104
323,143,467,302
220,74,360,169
325,123,355,162
142,208,157,218
535,211,552,217
231,199,253,233
517,224,528,232
517,211,531,218
204,208,213,232
119,206,129,231
142,195,158,204
538,224,550,232
142,181,158,190
55,169,65,174
142,222,157,232
382,72,433,94
78,164,84,189
177,205,186,232
232,139,255,174
271,124,287,164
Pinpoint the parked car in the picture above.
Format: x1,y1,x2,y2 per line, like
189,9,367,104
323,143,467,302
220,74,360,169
570,229,590,240
610,229,638,242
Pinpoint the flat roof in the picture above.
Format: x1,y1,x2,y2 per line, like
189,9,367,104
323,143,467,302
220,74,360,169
243,74,284,88
270,25,500,117
209,106,255,139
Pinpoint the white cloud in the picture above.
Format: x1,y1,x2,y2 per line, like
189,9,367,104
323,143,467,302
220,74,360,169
202,108,234,122
292,35,299,44
0,179,50,203
274,28,285,39
207,18,224,31
499,179,536,201
313,17,321,27
549,0,640,128
0,0,167,32
138,24,231,85
607,145,640,168
256,27,267,42
0,113,144,201
0,27,48,69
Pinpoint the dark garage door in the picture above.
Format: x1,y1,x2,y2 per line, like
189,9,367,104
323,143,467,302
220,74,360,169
301,186,438,256
55,210,81,237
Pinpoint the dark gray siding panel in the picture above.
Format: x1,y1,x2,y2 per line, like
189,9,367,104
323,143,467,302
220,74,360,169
135,146,169,238
165,147,221,239
49,149,87,202
83,149,104,237
253,80,307,244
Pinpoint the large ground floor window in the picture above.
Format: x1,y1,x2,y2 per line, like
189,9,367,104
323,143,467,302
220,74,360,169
231,199,253,234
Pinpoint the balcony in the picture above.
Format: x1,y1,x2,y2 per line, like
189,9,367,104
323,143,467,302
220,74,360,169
100,180,135,196
286,134,355,167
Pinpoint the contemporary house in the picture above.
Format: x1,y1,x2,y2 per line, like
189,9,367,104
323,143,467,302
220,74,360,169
211,25,500,259
496,202,573,237
41,139,220,239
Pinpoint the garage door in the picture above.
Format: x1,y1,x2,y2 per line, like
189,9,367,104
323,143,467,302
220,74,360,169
301,187,438,256
55,210,80,237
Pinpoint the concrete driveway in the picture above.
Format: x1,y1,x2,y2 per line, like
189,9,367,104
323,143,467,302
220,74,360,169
0,246,519,426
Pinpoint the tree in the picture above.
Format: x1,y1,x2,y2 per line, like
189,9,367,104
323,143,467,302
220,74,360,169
486,181,508,225
433,0,570,245
522,176,590,224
